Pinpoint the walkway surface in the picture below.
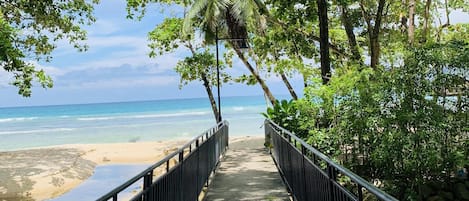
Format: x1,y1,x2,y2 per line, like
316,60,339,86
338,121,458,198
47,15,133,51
204,136,291,201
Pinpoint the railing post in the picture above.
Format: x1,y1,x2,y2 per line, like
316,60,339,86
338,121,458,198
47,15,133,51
166,160,170,172
196,141,200,200
301,144,308,201
143,171,153,201
358,184,364,201
179,151,184,201
225,124,229,150
327,164,337,201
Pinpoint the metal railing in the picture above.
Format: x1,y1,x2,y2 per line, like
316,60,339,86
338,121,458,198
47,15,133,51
265,119,398,201
97,121,229,201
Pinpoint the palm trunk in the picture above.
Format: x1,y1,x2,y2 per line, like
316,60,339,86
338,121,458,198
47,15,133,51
317,0,330,84
280,72,298,100
201,72,220,123
232,43,276,105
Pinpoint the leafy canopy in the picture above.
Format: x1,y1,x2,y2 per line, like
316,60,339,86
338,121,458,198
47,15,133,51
0,0,99,96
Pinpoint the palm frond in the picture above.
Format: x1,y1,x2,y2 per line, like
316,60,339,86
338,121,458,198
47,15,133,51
184,0,230,37
183,0,208,36
232,0,258,24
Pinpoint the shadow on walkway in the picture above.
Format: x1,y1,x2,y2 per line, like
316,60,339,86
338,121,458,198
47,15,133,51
204,136,290,201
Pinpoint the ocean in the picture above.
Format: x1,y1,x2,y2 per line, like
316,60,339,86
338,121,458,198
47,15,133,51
0,96,273,151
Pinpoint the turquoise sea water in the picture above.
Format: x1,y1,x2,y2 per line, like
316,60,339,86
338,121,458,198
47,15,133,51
0,96,273,151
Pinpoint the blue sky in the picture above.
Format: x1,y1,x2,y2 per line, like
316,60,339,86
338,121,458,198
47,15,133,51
0,1,467,107
0,0,303,107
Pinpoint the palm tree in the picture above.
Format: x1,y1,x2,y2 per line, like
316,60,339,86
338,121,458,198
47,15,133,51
183,0,277,105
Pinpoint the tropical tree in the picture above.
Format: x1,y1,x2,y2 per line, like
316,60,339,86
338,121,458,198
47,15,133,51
182,0,278,105
174,50,227,123
0,0,99,96
128,1,227,123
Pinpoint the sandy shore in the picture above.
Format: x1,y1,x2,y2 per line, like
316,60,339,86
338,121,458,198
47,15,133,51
0,139,188,201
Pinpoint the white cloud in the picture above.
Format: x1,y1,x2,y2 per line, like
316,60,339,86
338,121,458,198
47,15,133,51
87,19,121,36
71,75,178,89
87,35,147,50
0,71,12,87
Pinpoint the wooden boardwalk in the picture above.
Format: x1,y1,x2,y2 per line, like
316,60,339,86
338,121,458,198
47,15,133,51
204,136,291,201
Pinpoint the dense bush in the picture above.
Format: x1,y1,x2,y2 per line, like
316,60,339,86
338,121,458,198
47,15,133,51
266,40,468,200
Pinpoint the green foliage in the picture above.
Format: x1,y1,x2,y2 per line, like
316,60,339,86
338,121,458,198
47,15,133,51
126,0,184,20
0,16,53,97
280,40,468,200
148,18,184,57
263,99,310,139
175,50,229,88
0,0,98,96
133,0,469,199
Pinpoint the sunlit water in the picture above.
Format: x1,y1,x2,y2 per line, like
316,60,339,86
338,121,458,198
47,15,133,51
0,96,278,151
49,165,148,201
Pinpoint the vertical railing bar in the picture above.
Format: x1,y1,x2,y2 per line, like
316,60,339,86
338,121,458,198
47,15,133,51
179,150,184,201
301,144,308,201
358,184,363,201
196,141,200,200
142,171,153,201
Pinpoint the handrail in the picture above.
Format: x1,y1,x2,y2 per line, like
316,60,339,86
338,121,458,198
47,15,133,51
265,119,398,201
97,120,229,201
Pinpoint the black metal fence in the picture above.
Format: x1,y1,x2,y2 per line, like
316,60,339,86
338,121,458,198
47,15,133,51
97,121,229,201
265,119,398,201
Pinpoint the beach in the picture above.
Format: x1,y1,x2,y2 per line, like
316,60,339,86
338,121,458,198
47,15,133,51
0,139,188,201
0,96,269,200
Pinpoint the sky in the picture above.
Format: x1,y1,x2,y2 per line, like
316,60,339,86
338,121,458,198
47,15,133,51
0,1,467,107
0,0,304,107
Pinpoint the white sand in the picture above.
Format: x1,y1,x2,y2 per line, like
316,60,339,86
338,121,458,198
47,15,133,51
0,139,187,201
0,136,260,201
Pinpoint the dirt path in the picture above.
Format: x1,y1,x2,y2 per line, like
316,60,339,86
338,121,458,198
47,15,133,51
204,136,291,201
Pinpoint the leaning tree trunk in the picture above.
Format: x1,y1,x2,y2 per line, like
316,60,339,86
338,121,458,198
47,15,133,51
232,44,276,105
201,73,220,123
187,43,219,123
317,0,331,84
224,7,276,105
341,5,362,65
280,72,298,100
